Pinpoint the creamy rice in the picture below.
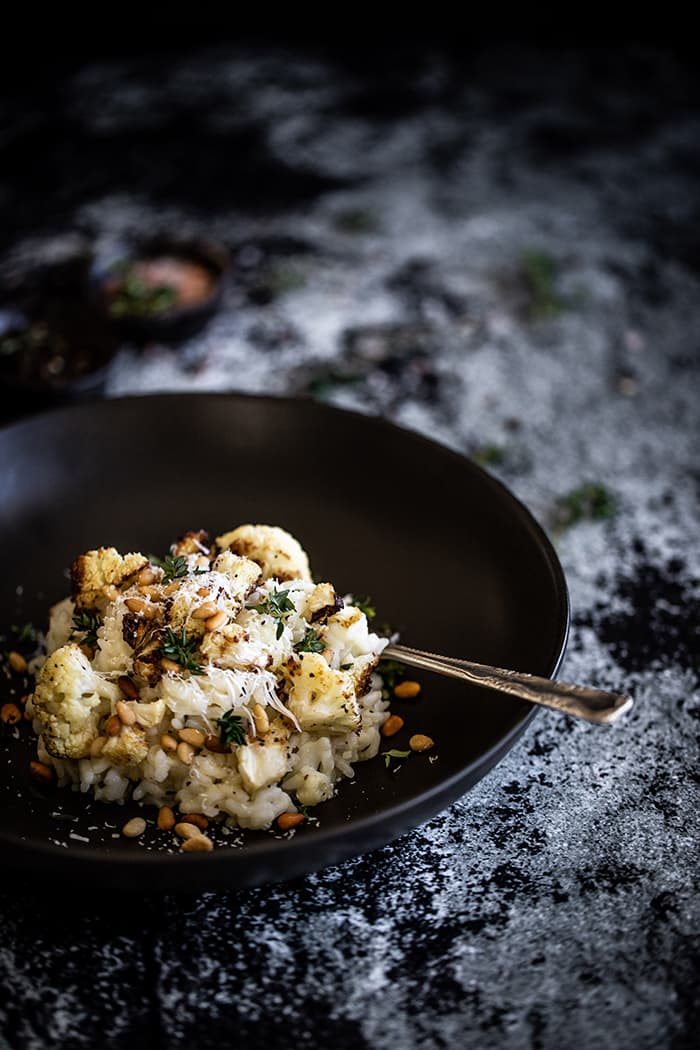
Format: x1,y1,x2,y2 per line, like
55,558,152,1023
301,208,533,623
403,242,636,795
29,527,389,832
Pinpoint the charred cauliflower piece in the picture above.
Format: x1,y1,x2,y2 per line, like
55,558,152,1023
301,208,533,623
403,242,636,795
304,582,343,623
215,524,311,583
71,548,148,612
170,529,211,557
101,724,149,766
32,644,121,758
237,717,290,793
285,653,361,733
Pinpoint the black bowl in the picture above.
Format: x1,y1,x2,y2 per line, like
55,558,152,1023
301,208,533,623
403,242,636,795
92,236,230,344
0,394,569,891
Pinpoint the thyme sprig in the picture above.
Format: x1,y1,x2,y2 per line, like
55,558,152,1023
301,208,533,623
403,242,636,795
217,710,247,748
348,595,375,620
162,627,204,675
250,588,295,640
71,611,101,650
294,628,326,654
150,553,207,584
378,659,408,701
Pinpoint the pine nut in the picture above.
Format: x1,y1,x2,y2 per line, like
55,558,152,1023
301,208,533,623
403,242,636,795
125,597,147,613
105,714,122,736
204,610,227,632
409,733,434,752
138,585,161,598
181,834,214,852
277,813,305,831
138,565,158,586
381,714,404,737
179,727,205,747
90,736,107,757
163,582,179,596
177,741,195,765
157,805,176,830
8,651,28,674
122,817,147,838
116,700,136,726
195,556,211,570
161,657,181,673
103,585,119,603
1,702,22,725
180,813,208,830
204,734,229,753
161,733,178,752
174,821,202,840
394,680,421,699
253,703,269,735
118,676,140,700
322,648,334,664
192,601,219,620
29,760,53,783
197,587,210,597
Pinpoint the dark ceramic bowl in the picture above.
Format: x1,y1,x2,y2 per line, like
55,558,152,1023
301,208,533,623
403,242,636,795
93,236,230,344
0,394,569,892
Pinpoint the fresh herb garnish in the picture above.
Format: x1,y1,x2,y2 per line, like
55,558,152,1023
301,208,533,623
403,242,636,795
10,622,38,647
553,483,616,531
71,611,101,649
472,444,506,468
382,749,410,769
348,595,375,620
378,659,408,700
520,249,566,320
251,588,295,640
162,627,204,675
151,553,206,584
294,628,325,654
108,267,178,319
217,711,247,748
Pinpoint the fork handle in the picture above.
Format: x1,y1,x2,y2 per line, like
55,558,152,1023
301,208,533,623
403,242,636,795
382,643,632,725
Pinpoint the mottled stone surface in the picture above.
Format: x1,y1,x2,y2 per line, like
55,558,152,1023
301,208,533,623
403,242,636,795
1,46,699,1050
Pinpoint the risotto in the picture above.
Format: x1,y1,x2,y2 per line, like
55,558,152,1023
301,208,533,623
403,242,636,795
27,524,390,838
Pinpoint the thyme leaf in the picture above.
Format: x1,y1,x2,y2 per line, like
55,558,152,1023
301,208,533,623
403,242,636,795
162,627,204,676
71,611,101,649
294,629,326,655
217,711,247,748
382,749,410,768
250,588,295,639
151,553,207,584
347,595,375,620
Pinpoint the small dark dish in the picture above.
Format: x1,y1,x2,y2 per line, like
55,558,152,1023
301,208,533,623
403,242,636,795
0,394,569,891
0,277,116,422
93,237,230,343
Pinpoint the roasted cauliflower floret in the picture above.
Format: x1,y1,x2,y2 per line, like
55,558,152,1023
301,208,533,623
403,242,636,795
101,724,149,766
71,547,148,612
285,653,361,733
237,717,291,793
304,582,343,623
170,529,211,557
32,644,121,759
211,551,262,609
215,524,311,582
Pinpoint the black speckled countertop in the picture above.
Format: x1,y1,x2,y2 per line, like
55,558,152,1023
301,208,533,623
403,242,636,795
1,44,698,1050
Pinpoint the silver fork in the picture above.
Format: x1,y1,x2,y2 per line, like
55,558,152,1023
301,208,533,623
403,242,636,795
382,643,632,725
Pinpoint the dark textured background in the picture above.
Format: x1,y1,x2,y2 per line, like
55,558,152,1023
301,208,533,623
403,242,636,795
1,42,699,1049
